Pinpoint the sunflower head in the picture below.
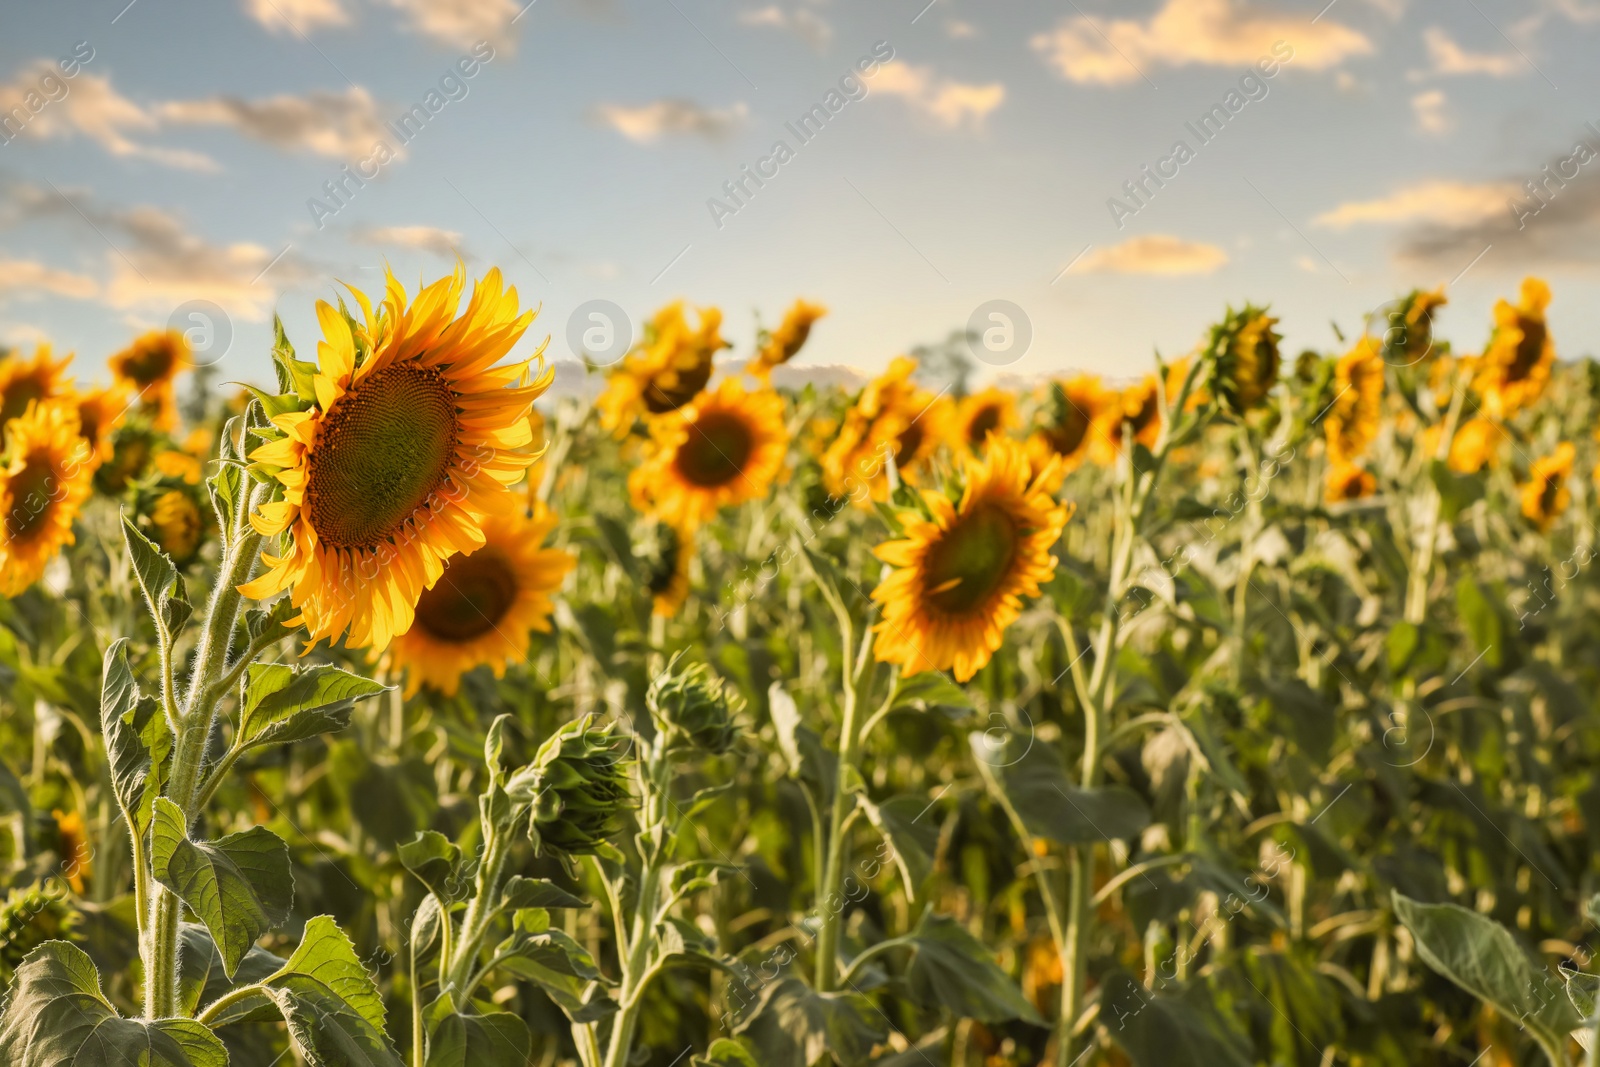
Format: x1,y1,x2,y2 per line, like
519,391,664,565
648,652,742,756
0,401,94,596
821,356,950,501
1424,416,1504,474
386,507,574,696
134,481,210,565
1028,376,1106,472
952,388,1019,455
644,522,693,617
71,384,129,469
239,266,552,652
1475,277,1553,418
51,810,93,895
750,299,827,378
872,436,1071,682
0,345,73,428
1208,305,1281,415
1324,337,1385,464
1099,375,1164,455
506,716,632,859
1324,461,1376,503
1521,441,1574,531
1380,286,1448,366
597,302,726,434
110,330,191,432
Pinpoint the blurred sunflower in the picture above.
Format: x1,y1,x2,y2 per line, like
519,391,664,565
872,436,1070,682
1384,286,1448,366
0,345,73,427
153,448,203,484
1324,337,1384,463
951,388,1019,456
1475,278,1553,419
137,481,208,564
1325,461,1376,503
597,302,725,434
1423,416,1505,474
241,266,551,651
629,378,787,530
749,299,826,378
821,356,950,500
647,522,693,617
1521,442,1574,531
51,810,91,895
71,384,128,468
94,423,161,496
1028,376,1108,472
109,330,191,432
387,507,573,696
0,402,93,595
1211,306,1281,414
1100,375,1164,455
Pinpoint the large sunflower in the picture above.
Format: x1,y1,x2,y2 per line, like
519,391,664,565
1521,442,1574,531
0,346,73,428
386,507,574,696
821,356,951,501
0,402,94,596
1475,278,1553,418
109,330,191,432
597,303,726,435
1028,375,1108,473
951,388,1019,456
872,436,1070,682
629,378,788,530
71,384,129,468
1323,337,1384,464
241,266,551,651
749,299,826,378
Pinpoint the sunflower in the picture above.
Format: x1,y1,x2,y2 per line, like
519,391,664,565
597,303,726,435
386,506,574,696
1323,337,1385,463
0,345,73,428
1385,286,1447,366
1212,306,1281,414
951,388,1019,456
137,483,207,564
240,266,551,651
821,357,951,501
750,299,827,378
109,330,191,432
1475,278,1553,419
0,402,94,596
1521,442,1574,531
1325,461,1376,503
1422,416,1505,474
1028,376,1108,472
629,378,788,530
647,522,694,617
872,436,1071,682
94,423,160,496
71,384,128,468
1097,375,1164,457
51,810,92,895
154,449,204,485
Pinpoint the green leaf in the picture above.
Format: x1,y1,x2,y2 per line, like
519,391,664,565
100,640,170,837
122,515,192,639
0,752,31,844
272,315,320,402
239,663,386,750
0,941,227,1067
207,462,243,542
734,976,885,1067
151,798,293,978
178,923,286,1019
1098,970,1252,1067
398,831,463,904
499,875,589,911
768,683,837,796
1392,891,1580,1056
667,861,736,900
1454,577,1504,670
422,993,531,1067
905,913,1045,1025
1429,458,1485,521
693,1037,762,1067
859,794,939,900
890,672,973,718
493,927,616,1023
971,733,1150,844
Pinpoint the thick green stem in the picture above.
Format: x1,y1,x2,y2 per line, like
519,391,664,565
1405,379,1465,624
813,626,870,993
446,831,510,993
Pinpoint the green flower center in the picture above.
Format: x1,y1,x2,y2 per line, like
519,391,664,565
415,547,518,642
307,363,460,549
674,410,753,488
923,503,1019,615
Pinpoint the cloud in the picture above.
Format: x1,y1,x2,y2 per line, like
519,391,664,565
1412,89,1451,135
737,5,833,51
1418,26,1522,77
945,19,978,39
160,86,388,161
351,224,464,257
1079,235,1228,275
380,0,521,50
1312,179,1517,229
873,61,1004,130
589,99,748,143
0,63,216,171
0,258,100,301
1031,0,1370,86
243,0,350,32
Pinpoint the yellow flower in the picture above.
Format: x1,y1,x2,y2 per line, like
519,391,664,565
386,507,574,696
52,810,92,895
1214,307,1281,414
629,378,788,530
0,402,94,596
1475,277,1553,418
1027,376,1108,473
1389,286,1447,365
1324,461,1376,503
110,330,191,432
147,488,205,563
597,303,725,435
154,449,204,485
0,345,73,427
1324,337,1384,464
872,436,1071,682
950,388,1019,456
750,299,826,378
648,523,694,618
1422,416,1505,474
1521,442,1574,531
71,384,129,468
1098,375,1164,457
240,266,551,652
821,356,951,501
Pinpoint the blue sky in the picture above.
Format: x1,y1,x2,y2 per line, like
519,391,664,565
2,0,1599,387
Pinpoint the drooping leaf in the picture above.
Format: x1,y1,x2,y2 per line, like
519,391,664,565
178,923,286,1019
122,515,192,640
151,798,293,977
422,992,532,1067
859,794,939,900
493,925,616,1023
769,682,837,796
890,672,973,718
734,976,885,1067
692,1037,762,1067
904,912,1045,1025
398,830,463,904
239,663,386,750
1098,970,1252,1067
971,733,1150,844
499,875,589,911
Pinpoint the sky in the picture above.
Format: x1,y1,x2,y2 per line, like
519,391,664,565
2,0,1599,388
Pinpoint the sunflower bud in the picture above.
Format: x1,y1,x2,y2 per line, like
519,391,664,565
648,653,741,756
1208,305,1281,415
0,882,80,982
507,716,631,858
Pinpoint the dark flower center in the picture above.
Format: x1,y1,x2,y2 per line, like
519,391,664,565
924,503,1019,615
415,547,518,642
674,410,753,488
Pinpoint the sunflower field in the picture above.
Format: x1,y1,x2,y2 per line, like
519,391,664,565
2,266,1600,1067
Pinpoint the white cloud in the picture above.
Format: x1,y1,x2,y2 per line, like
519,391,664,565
351,225,464,257
1080,235,1228,275
0,258,99,300
1312,180,1517,229
243,0,350,32
160,86,388,161
873,61,1004,130
1419,26,1522,77
945,19,978,39
590,99,748,143
1031,0,1370,86
380,0,520,50
0,63,216,171
1412,89,1451,135
737,5,833,52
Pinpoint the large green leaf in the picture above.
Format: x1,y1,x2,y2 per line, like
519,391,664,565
499,875,588,911
178,923,286,1019
905,913,1044,1025
398,830,463,903
1098,970,1252,1067
1392,892,1580,1057
734,976,885,1067
422,993,531,1067
859,794,939,901
494,922,617,1023
151,798,293,977
122,514,192,640
889,672,973,718
0,941,226,1067
970,733,1150,844
100,640,170,837
239,663,386,750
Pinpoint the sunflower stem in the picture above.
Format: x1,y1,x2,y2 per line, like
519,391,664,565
813,623,871,993
1405,375,1466,624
